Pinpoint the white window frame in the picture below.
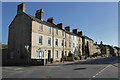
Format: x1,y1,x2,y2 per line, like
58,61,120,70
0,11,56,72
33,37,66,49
56,50,58,59
65,41,67,47
36,50,44,59
48,37,51,46
73,36,74,40
55,39,58,46
39,24,43,32
39,36,43,45
69,34,71,39
62,31,64,36
73,43,75,47
56,29,58,35
69,42,71,47
61,39,64,46
48,27,51,34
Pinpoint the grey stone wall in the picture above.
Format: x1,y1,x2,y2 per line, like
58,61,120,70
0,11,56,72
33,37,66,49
8,13,32,65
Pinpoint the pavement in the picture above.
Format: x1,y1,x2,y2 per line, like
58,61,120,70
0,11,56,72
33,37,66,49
2,56,120,79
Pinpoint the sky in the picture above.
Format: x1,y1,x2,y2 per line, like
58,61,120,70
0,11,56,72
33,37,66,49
2,2,118,46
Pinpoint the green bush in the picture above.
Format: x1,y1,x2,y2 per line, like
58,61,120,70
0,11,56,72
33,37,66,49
74,55,80,60
101,53,107,57
68,52,74,57
2,44,8,49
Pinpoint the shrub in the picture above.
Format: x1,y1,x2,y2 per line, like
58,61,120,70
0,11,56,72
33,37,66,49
98,53,102,57
74,55,80,60
68,52,74,57
101,53,107,57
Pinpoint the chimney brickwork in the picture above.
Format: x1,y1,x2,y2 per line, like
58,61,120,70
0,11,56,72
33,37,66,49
17,3,26,14
72,29,78,34
65,26,70,31
47,17,54,24
57,23,63,29
35,9,44,21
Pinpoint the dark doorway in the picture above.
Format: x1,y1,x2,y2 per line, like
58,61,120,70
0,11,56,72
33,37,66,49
60,51,64,62
86,41,90,57
48,50,51,62
62,51,64,58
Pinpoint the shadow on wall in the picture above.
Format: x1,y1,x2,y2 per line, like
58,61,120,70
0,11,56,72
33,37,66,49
2,49,45,66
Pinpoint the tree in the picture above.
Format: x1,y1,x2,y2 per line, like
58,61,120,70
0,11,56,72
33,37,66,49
2,44,8,49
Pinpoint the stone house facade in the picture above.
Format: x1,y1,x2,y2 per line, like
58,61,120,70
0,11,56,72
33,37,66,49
8,3,83,65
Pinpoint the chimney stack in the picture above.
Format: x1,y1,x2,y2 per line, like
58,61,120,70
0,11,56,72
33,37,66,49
35,9,44,21
78,31,82,36
17,3,26,14
65,26,70,32
72,29,78,34
57,23,63,29
47,17,54,24
95,42,97,45
100,41,103,45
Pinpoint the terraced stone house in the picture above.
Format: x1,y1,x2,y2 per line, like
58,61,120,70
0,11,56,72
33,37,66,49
8,3,118,65
8,3,84,65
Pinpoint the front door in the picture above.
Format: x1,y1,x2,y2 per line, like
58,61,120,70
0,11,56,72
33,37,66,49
48,50,51,62
62,51,64,58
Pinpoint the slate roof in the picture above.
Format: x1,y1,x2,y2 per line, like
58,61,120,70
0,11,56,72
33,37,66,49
82,35,93,41
24,12,82,38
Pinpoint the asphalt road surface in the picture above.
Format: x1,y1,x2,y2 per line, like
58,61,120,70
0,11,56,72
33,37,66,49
2,56,120,79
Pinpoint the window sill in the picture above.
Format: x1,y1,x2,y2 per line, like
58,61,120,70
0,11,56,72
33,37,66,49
38,43,42,45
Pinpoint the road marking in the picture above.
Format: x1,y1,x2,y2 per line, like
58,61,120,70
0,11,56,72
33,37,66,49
90,65,111,79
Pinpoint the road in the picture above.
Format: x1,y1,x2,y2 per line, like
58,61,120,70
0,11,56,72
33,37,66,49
2,56,120,79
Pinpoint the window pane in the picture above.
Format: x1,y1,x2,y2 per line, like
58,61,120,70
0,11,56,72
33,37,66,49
36,52,39,59
56,29,58,35
56,51,58,58
48,37,51,45
73,43,74,47
56,39,58,46
62,40,64,46
62,31,64,36
39,24,43,32
39,36,43,44
48,27,51,34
